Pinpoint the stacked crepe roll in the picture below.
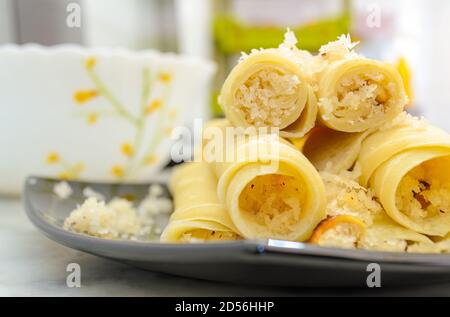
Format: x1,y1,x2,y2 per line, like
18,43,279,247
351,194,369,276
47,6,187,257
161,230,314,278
162,119,327,242
211,120,326,241
160,161,240,242
219,32,318,138
316,59,407,132
357,118,450,237
162,31,450,252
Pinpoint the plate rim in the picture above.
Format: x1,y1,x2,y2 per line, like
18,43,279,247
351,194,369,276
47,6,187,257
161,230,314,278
23,175,450,268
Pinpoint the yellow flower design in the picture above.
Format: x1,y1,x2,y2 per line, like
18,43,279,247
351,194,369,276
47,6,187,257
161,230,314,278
74,90,98,104
145,99,162,115
46,152,60,164
111,165,125,178
70,61,175,180
144,155,157,166
87,112,98,125
121,143,134,157
158,72,172,83
85,57,96,70
46,152,84,180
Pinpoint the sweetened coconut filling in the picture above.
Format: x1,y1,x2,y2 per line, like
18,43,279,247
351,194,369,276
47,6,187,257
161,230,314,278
315,222,361,249
396,156,450,224
180,230,240,243
238,173,306,237
234,68,301,127
320,71,394,125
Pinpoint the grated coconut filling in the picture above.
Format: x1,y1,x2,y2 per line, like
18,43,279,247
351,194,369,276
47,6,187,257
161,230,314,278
320,71,395,125
238,174,305,236
396,157,450,223
235,68,301,127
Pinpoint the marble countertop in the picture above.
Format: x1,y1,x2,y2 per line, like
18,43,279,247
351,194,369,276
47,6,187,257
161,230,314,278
1,197,450,297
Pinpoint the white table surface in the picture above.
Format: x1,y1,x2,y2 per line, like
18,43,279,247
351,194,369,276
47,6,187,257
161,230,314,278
1,197,450,297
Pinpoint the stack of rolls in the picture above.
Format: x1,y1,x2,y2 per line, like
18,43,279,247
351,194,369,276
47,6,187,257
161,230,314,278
161,31,450,253
160,161,240,242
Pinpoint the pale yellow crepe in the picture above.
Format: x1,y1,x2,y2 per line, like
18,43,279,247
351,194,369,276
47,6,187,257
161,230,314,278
358,115,450,186
160,162,240,243
219,32,318,138
301,126,372,174
201,119,326,241
317,58,407,132
370,148,450,236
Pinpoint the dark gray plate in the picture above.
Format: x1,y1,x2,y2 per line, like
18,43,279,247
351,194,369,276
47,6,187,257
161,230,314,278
23,176,450,287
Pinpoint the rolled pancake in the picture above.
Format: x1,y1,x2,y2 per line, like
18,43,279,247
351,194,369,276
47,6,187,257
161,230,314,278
301,126,372,174
219,32,318,138
317,58,407,132
370,148,450,236
358,115,450,186
202,119,326,241
160,162,240,243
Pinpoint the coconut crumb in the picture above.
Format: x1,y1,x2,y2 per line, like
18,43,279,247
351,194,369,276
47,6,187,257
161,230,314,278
279,28,298,50
138,184,173,217
378,111,428,132
63,197,141,239
235,69,300,127
316,222,361,249
319,34,360,62
239,29,299,62
319,70,401,126
320,172,383,226
239,174,304,236
64,184,173,241
83,186,105,201
396,164,450,222
53,181,73,199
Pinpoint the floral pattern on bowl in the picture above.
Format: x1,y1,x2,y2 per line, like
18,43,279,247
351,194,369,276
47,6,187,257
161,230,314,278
0,45,215,194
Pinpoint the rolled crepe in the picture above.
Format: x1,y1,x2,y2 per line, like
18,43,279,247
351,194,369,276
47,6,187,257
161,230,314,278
358,115,450,186
370,148,450,236
301,126,372,174
317,58,407,132
219,46,318,138
203,120,326,241
356,116,450,236
160,162,240,243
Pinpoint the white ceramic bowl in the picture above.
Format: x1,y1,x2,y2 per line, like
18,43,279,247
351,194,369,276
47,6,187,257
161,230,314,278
0,45,215,195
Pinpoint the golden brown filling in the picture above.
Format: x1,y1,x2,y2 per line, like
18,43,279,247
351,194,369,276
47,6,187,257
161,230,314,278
235,68,300,127
396,157,450,222
321,72,393,124
238,174,305,235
